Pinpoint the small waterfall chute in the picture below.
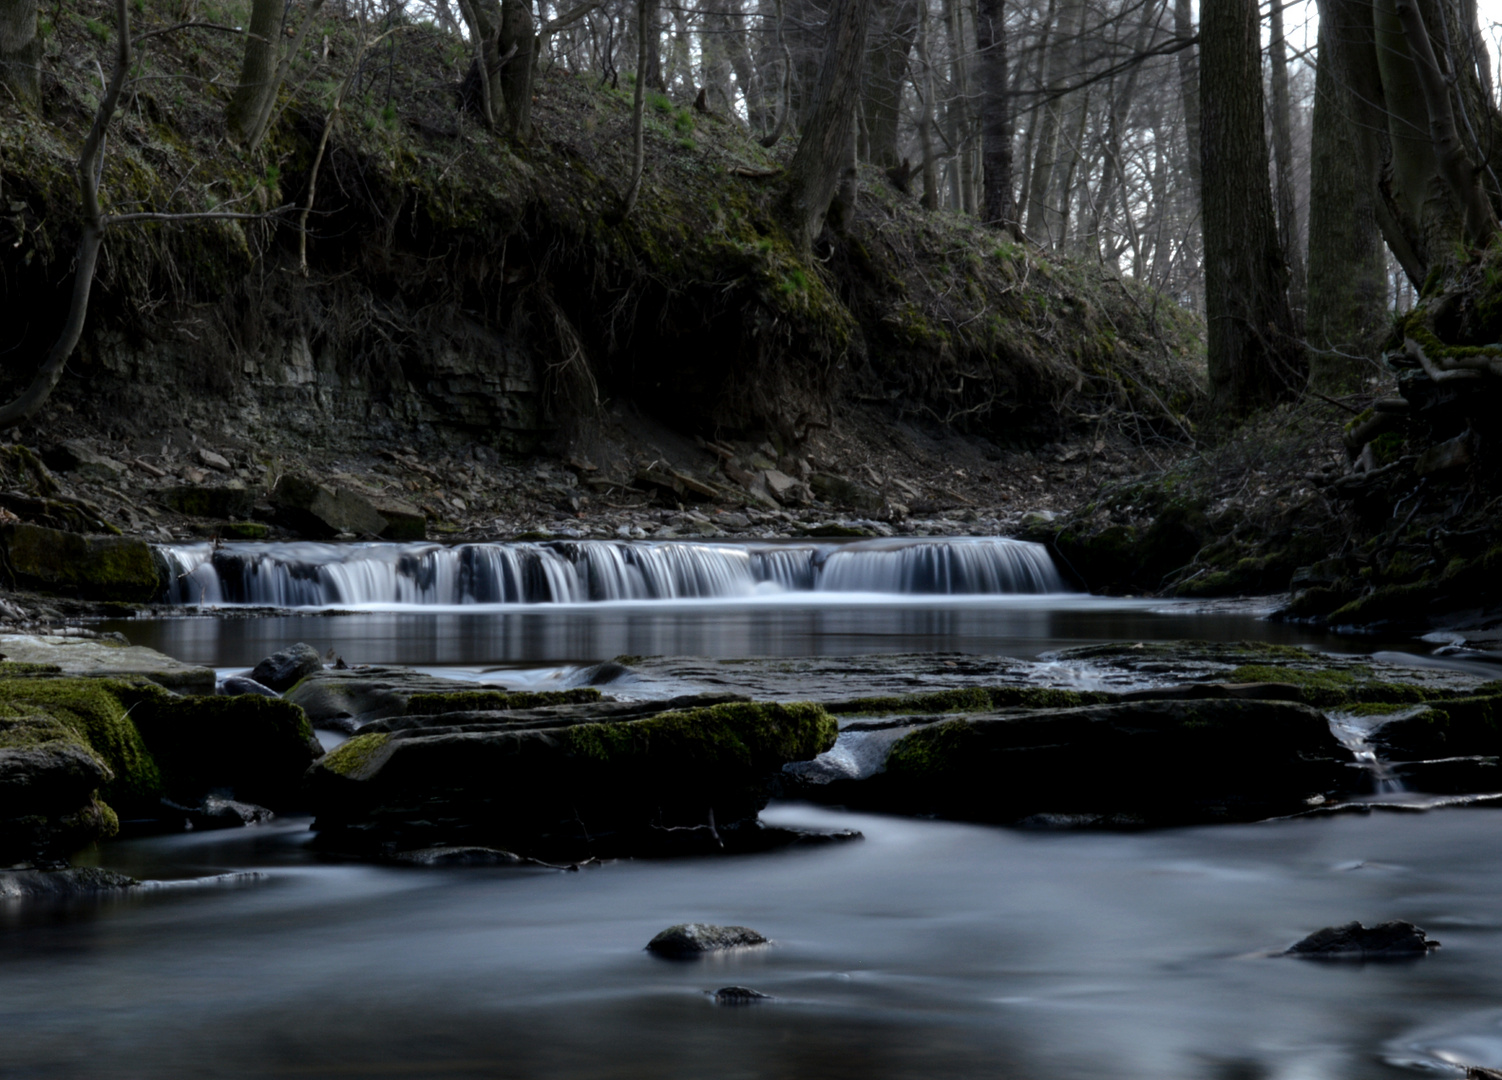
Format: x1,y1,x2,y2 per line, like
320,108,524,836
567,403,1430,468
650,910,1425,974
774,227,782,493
157,537,1068,607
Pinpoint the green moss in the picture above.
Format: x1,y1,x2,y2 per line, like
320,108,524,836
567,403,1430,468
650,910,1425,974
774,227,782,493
405,688,603,714
564,701,836,771
0,662,62,676
986,687,1116,709
1226,665,1436,707
0,677,164,807
322,732,391,778
2,524,164,601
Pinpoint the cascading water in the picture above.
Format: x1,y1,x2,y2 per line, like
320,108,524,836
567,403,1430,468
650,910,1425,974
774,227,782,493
157,537,1067,606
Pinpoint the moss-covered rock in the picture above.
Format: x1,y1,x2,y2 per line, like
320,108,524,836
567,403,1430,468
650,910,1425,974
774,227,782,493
1370,695,1502,759
870,698,1355,826
1224,665,1441,708
0,633,215,694
0,524,165,602
0,713,119,863
307,700,836,858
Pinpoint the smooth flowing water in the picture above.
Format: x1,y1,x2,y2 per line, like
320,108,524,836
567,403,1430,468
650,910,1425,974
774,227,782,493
9,538,1502,1078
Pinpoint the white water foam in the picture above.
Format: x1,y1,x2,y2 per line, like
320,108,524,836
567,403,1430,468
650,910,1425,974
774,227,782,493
157,537,1067,607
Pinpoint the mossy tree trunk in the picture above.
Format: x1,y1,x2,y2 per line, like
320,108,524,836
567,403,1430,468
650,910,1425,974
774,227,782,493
0,0,40,112
1305,23,1387,390
1199,0,1302,415
782,0,872,249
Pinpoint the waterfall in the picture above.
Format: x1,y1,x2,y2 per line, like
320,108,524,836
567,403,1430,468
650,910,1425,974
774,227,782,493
157,537,1068,606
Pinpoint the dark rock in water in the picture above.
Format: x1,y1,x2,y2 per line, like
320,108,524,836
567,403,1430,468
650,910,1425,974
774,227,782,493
390,846,526,867
0,712,120,863
1371,696,1502,760
220,676,279,698
1285,920,1440,958
0,866,138,900
647,923,769,957
306,700,835,859
162,795,274,831
0,523,165,603
713,986,773,1004
250,643,322,694
794,698,1357,827
133,693,323,809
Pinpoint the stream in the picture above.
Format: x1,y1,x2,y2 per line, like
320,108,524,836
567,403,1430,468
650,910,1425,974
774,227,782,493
6,537,1502,1079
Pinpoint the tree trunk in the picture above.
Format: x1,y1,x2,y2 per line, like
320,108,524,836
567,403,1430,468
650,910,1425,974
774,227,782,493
622,0,652,214
783,0,872,248
1306,25,1388,391
458,0,507,130
864,0,921,169
1171,0,1200,197
1025,0,1083,240
1268,0,1305,326
226,0,286,143
500,0,536,138
1199,0,1300,415
917,0,941,209
0,0,39,111
975,0,1015,231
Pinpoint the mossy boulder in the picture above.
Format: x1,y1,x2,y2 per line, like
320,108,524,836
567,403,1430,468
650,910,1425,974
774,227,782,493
862,698,1355,826
0,713,119,864
307,700,837,858
1369,695,1502,760
405,688,603,714
0,524,165,602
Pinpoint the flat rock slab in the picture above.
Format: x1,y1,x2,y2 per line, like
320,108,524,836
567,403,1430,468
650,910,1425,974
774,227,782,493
0,634,215,695
286,667,506,731
0,866,138,900
647,923,769,957
1285,920,1440,957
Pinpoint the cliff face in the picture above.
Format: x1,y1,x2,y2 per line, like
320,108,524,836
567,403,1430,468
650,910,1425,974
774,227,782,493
0,11,1201,461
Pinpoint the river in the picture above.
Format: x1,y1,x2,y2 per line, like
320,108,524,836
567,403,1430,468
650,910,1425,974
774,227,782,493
5,539,1500,1078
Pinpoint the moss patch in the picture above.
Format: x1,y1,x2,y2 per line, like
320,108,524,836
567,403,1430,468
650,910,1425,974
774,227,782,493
564,701,836,772
321,732,392,779
1225,665,1436,707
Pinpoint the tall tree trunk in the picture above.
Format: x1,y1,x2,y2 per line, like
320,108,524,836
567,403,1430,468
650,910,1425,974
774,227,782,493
1013,0,1056,228
917,0,941,209
864,0,921,169
1306,24,1387,390
0,0,39,111
226,0,285,143
975,0,1016,231
622,0,653,214
500,0,536,138
1025,0,1083,240
1171,0,1200,197
783,0,872,248
1269,0,1305,326
1199,0,1301,415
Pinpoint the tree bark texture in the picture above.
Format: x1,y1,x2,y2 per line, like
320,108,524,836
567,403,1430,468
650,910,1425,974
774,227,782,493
1305,24,1387,390
1199,0,1300,415
863,0,920,169
500,0,537,138
226,0,285,143
975,0,1016,232
1268,0,1305,325
917,0,940,209
0,0,39,111
458,0,506,130
783,0,871,249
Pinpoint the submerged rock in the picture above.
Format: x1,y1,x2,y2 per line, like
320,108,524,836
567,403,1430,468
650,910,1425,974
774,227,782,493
250,643,322,694
712,986,773,1004
1284,920,1440,958
161,795,274,831
389,846,526,867
646,924,769,957
306,700,836,859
